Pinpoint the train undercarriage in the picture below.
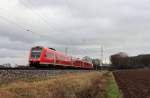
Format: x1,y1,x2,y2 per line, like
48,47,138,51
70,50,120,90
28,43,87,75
29,62,92,70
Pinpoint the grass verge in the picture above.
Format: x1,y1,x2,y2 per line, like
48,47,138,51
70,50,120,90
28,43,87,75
106,72,122,98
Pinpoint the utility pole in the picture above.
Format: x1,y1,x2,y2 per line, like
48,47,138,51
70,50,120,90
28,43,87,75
65,47,68,55
100,46,103,67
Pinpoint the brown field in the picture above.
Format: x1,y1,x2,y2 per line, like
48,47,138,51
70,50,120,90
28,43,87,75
114,69,150,98
0,71,110,98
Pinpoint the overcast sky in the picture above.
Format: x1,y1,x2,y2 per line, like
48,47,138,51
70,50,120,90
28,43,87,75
0,0,150,65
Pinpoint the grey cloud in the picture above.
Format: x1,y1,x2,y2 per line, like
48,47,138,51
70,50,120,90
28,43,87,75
0,49,28,58
0,0,150,64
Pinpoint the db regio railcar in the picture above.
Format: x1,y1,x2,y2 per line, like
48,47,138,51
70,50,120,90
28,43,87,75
29,46,93,69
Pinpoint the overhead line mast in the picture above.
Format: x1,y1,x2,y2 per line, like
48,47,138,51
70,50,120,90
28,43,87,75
65,47,68,55
100,46,103,66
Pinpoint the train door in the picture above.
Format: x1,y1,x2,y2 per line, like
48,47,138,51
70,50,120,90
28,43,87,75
45,50,56,64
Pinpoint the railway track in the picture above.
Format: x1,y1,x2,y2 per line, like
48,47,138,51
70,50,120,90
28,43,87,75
0,68,91,75
0,66,93,70
0,67,35,70
0,68,92,85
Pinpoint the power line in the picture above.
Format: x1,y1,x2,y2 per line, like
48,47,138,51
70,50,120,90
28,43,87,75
0,7,43,36
21,0,64,44
0,15,45,42
0,15,35,34
65,0,74,16
0,4,60,43
20,0,57,32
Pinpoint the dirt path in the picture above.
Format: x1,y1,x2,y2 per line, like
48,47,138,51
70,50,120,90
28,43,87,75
113,69,150,98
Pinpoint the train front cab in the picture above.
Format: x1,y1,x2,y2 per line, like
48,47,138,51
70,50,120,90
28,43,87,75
29,47,57,68
29,46,43,67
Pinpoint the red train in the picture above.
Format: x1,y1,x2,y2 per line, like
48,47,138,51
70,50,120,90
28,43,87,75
29,46,93,69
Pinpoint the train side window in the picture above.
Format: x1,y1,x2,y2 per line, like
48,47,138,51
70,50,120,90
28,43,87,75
45,51,54,58
60,56,65,60
49,53,54,58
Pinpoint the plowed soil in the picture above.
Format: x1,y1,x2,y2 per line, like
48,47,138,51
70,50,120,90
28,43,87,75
114,69,150,98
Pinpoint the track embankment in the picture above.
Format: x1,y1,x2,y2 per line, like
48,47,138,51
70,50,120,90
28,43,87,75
0,69,91,86
0,71,109,98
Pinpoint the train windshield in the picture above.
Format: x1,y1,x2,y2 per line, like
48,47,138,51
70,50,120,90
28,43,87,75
31,47,42,58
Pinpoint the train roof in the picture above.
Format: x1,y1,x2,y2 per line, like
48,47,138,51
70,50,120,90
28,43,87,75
31,46,92,62
48,48,56,51
32,46,43,48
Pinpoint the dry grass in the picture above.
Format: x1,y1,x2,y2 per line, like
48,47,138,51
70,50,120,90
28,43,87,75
0,71,108,98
